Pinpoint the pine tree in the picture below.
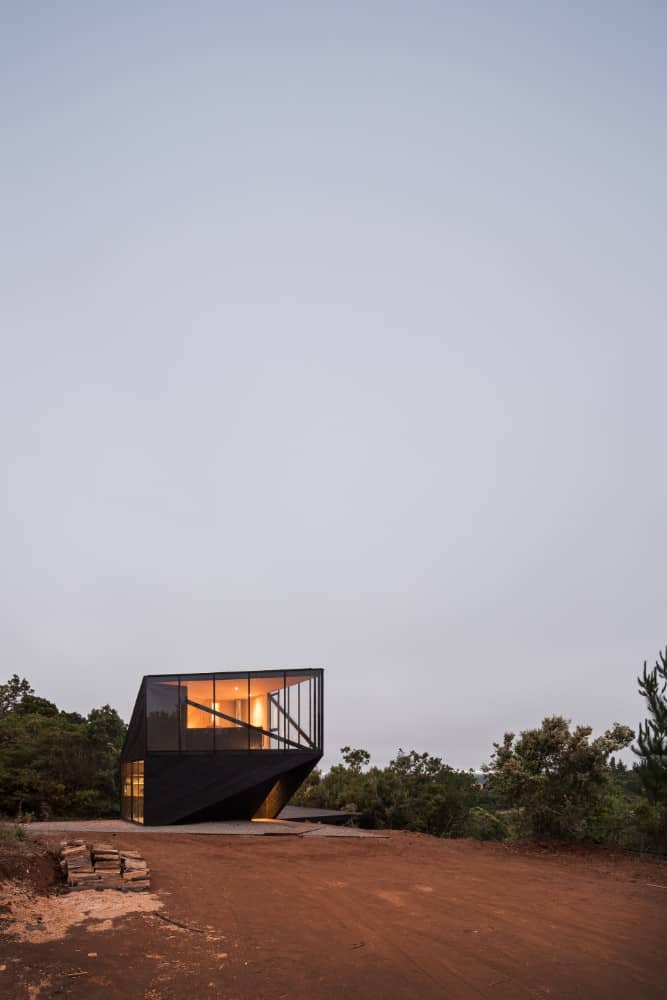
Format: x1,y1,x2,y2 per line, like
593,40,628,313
634,647,667,804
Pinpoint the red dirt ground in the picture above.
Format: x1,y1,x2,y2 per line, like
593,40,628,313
0,838,59,894
1,831,666,999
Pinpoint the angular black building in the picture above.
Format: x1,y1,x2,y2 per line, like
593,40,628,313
120,669,323,825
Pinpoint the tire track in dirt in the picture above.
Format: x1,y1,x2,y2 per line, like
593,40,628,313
3,831,665,1000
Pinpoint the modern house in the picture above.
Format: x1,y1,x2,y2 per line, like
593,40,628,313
120,669,323,825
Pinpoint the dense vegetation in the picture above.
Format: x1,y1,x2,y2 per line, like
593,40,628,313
0,675,126,820
293,747,480,837
294,646,667,853
1,646,666,852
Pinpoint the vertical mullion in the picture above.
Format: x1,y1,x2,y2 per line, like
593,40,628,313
283,671,287,751
247,673,250,750
177,677,182,752
213,675,216,753
318,672,322,749
143,679,148,755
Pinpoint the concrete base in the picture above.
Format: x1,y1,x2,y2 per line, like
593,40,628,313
23,819,384,839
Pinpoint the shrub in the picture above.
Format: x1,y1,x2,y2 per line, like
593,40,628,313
484,716,634,842
463,807,511,841
292,748,480,837
0,823,27,842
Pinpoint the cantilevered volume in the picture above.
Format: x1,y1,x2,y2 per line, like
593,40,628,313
120,670,323,825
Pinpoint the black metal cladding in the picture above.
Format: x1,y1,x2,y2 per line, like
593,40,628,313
120,669,323,825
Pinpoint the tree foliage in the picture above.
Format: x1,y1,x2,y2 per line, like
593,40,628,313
634,647,667,805
484,716,634,841
0,675,33,716
0,676,127,820
293,747,480,837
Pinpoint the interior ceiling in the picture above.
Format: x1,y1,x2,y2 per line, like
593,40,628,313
175,675,317,700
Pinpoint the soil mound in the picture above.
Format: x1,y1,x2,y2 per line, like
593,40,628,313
0,834,59,894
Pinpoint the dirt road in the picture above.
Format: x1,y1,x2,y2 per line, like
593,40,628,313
1,831,666,999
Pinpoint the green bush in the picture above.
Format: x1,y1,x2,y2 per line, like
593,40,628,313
0,823,27,842
293,748,480,838
463,807,511,841
614,800,667,854
484,716,634,842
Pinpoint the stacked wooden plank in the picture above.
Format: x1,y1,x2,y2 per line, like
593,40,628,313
92,844,122,883
59,841,95,887
120,850,150,889
59,841,151,892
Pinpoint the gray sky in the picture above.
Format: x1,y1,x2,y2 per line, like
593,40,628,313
2,3,665,770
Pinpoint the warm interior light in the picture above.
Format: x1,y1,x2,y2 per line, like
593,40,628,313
251,696,266,734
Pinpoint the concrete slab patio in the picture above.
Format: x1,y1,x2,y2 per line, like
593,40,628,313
23,818,384,838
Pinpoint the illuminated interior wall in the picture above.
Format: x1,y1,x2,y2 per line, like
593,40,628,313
249,674,278,748
183,678,215,729
253,776,287,819
121,760,144,823
121,762,132,820
213,677,249,731
131,760,144,823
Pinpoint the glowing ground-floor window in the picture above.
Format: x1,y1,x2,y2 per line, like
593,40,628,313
121,760,144,824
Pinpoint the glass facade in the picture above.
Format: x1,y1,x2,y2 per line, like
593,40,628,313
180,675,215,751
249,672,284,749
121,760,144,823
146,677,179,750
214,673,251,749
144,670,322,753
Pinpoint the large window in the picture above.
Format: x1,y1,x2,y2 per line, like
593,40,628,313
180,675,215,752
143,670,322,753
121,760,144,823
249,671,321,750
131,760,144,823
285,672,320,749
213,674,250,749
147,677,179,750
121,762,132,819
249,673,285,749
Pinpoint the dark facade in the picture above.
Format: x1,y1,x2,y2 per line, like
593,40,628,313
120,669,323,825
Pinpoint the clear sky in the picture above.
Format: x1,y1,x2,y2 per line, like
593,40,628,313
2,3,665,769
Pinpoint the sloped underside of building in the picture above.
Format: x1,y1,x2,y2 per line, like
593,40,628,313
144,750,320,825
